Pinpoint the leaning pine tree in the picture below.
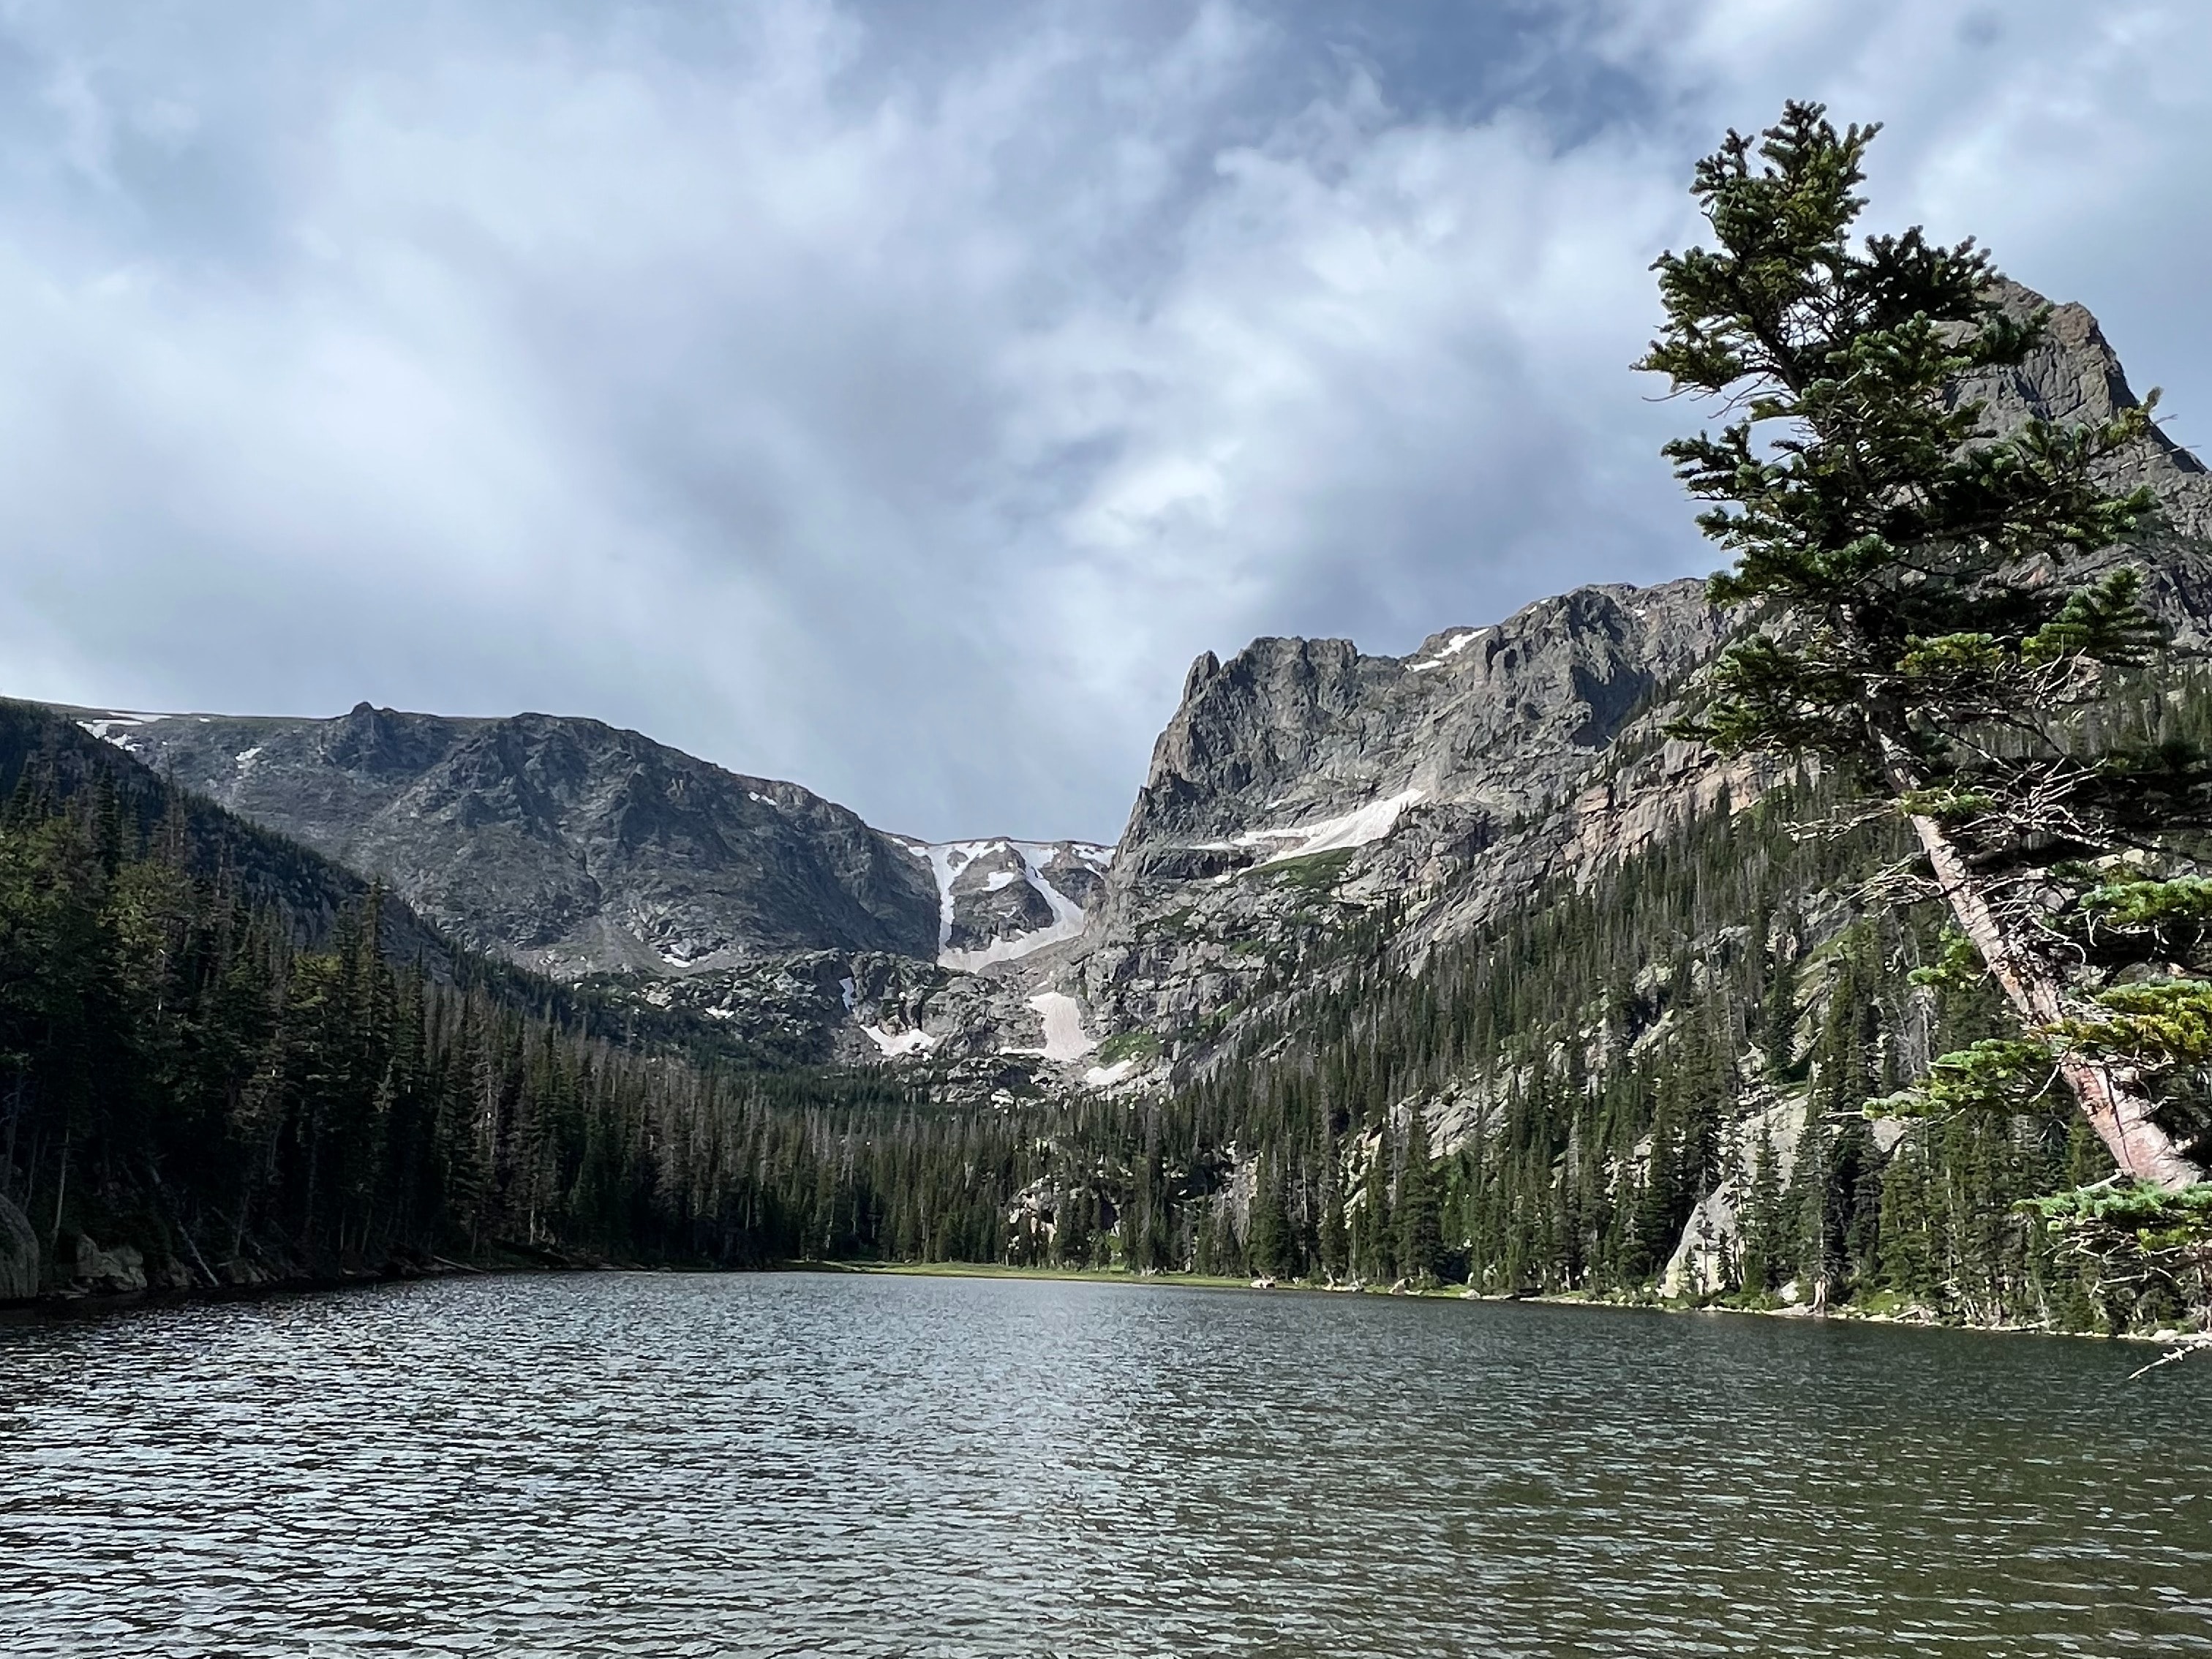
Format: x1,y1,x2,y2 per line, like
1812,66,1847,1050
1639,103,2212,1232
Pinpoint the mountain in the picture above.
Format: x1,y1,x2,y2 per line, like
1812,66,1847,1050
16,277,2212,1320
1037,279,2212,1068
1066,579,1729,1049
56,280,2210,1099
71,703,1111,984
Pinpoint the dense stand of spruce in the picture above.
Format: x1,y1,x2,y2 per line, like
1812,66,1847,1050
1162,783,2105,1317
1137,673,2212,1331
4,689,2205,1330
0,706,990,1284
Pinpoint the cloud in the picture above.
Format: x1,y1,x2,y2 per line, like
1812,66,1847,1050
1,1,2210,840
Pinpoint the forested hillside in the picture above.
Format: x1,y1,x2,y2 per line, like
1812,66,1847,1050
0,702,971,1296
1161,778,2103,1315
8,674,2207,1334
937,778,2199,1334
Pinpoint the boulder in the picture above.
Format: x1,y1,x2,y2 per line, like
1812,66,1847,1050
67,1234,147,1295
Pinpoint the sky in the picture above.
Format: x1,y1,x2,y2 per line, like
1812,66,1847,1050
5,1,2212,842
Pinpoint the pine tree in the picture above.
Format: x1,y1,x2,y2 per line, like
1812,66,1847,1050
1246,1150,1292,1281
1359,1132,1394,1283
1315,1129,1349,1282
1642,102,2208,1192
1876,1125,1937,1305
1396,1105,1444,1286
1740,1124,1784,1294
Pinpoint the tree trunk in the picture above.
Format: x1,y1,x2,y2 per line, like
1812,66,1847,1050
1902,806,2205,1189
49,1127,69,1252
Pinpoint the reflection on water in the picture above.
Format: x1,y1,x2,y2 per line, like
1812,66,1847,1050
1,1271,2207,1656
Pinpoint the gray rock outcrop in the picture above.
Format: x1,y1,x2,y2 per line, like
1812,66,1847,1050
95,706,944,977
1065,579,1729,1047
64,1234,148,1296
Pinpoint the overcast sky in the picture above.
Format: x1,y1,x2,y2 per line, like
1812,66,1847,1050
5,2,2211,841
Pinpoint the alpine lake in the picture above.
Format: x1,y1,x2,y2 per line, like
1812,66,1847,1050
1,1271,2205,1657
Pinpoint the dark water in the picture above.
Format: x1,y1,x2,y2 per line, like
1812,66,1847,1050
1,1273,2207,1657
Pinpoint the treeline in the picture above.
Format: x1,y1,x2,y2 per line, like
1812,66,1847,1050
0,751,2106,1315
9,688,2205,1333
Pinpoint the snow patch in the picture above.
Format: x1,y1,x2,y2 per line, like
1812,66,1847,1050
77,711,171,749
838,977,858,1012
862,1024,936,1058
1083,1058,1135,1088
1407,629,1486,674
1025,991,1096,1062
234,744,266,776
1198,788,1425,868
906,838,1098,971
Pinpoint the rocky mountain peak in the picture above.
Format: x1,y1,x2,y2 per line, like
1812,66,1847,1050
1069,577,1730,1050
1121,577,1722,859
1971,278,2212,541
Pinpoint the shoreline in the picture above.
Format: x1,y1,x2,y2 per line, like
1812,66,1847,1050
847,1260,2198,1347
0,1246,673,1322
7,1254,2198,1350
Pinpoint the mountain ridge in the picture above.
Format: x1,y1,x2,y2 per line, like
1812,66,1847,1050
44,279,2212,1097
64,700,1114,985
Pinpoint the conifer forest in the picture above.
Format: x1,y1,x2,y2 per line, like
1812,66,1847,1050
8,683,2206,1333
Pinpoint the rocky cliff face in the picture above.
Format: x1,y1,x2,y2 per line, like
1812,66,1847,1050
1061,580,1729,1047
89,705,945,975
1963,279,2212,634
1025,280,2212,1074
1970,279,2212,536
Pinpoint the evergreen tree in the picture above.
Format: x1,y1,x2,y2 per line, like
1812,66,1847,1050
1739,1125,1784,1294
1359,1134,1394,1284
1315,1129,1349,1282
1642,102,2208,1192
1876,1126,1938,1305
1396,1105,1443,1286
1246,1151,1293,1280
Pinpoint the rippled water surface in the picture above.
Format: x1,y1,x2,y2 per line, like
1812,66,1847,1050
2,1272,2208,1656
